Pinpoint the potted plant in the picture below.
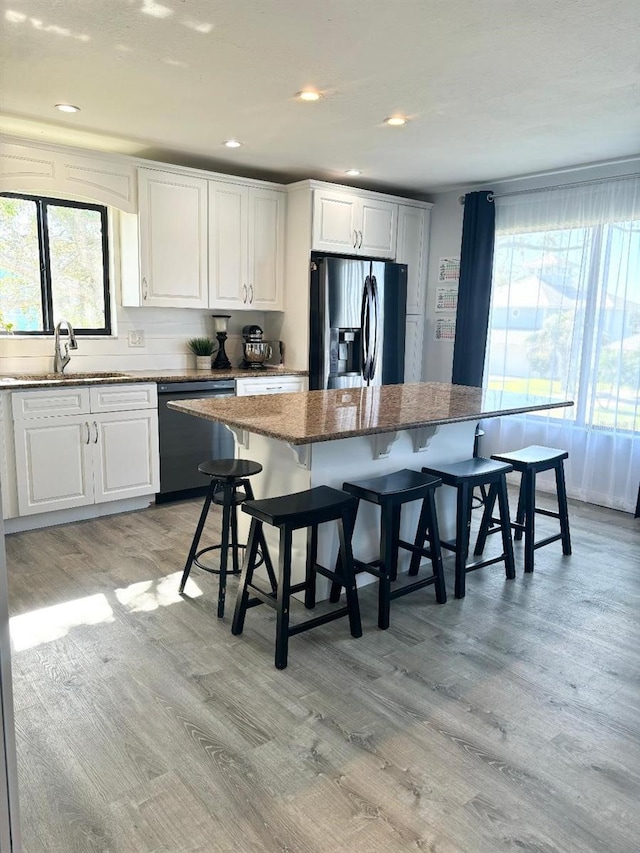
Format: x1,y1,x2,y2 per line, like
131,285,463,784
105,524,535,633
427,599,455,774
187,337,215,370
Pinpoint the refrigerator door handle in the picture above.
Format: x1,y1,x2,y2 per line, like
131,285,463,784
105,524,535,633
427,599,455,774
360,278,370,381
368,275,379,381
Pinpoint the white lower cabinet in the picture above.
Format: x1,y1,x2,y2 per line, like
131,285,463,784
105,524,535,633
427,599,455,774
12,384,159,516
235,375,307,396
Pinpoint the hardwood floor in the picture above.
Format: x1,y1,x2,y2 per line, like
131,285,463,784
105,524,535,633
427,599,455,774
5,492,640,853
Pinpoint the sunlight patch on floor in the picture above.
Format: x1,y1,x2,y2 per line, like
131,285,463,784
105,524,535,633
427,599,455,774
10,593,114,652
115,571,203,612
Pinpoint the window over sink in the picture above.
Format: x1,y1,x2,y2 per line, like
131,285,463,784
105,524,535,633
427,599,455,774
0,192,112,335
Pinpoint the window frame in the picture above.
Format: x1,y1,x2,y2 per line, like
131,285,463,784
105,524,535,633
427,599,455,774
0,191,112,336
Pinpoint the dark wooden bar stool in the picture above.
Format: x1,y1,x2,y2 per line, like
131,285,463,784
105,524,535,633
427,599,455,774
421,458,515,599
179,458,263,618
231,485,362,670
474,445,571,573
329,469,446,630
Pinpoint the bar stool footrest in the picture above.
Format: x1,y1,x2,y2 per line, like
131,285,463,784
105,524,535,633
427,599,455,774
289,606,358,637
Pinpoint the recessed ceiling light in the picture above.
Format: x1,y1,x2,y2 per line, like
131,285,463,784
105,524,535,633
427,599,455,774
384,116,406,126
345,169,362,176
297,90,322,102
223,139,242,148
55,103,80,113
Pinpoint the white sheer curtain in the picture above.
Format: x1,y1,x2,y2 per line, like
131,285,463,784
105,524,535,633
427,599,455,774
482,176,640,513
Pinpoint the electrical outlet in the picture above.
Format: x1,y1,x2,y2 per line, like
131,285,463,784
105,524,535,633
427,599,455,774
128,330,145,347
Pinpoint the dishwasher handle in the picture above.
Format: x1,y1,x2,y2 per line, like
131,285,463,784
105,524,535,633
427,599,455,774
158,381,236,394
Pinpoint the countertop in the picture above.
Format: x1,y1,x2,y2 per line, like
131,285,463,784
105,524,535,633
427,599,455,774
167,382,574,445
0,366,307,390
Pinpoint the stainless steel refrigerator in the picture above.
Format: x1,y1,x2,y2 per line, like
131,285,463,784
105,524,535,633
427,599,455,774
309,254,407,390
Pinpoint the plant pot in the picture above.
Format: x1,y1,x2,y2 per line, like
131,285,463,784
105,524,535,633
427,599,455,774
195,355,211,370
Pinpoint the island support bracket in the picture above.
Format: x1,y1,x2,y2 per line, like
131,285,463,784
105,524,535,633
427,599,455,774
370,431,399,459
287,443,311,470
411,425,439,452
229,426,250,450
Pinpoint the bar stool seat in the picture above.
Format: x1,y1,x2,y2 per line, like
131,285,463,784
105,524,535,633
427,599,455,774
179,458,263,618
232,485,362,669
421,457,515,599
475,445,571,573
330,468,446,629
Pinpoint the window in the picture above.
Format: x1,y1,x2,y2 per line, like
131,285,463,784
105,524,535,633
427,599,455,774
481,177,640,513
0,193,111,335
485,179,640,433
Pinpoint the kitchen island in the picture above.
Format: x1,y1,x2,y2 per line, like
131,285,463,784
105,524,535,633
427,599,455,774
169,382,573,596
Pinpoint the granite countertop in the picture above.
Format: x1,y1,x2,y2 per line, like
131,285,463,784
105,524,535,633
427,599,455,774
168,382,574,445
0,366,307,390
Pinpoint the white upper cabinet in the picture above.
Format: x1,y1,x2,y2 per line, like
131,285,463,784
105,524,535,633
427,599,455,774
209,182,249,309
396,204,431,314
312,188,397,258
248,187,285,310
209,182,284,310
137,168,209,308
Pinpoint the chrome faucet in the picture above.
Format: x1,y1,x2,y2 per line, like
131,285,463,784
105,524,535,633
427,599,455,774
53,320,78,374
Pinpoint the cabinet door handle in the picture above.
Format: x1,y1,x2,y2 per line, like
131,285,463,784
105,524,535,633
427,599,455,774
93,421,99,444
353,229,357,249
142,277,148,300
84,422,91,445
265,385,283,391
242,283,248,303
249,284,254,304
358,230,363,249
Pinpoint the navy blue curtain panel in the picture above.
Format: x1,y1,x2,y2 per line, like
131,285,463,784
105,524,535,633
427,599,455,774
451,191,495,387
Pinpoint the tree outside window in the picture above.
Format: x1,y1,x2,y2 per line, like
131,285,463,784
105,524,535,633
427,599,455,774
0,193,111,335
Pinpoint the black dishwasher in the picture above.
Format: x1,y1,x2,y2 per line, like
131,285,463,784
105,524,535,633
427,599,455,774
156,380,235,502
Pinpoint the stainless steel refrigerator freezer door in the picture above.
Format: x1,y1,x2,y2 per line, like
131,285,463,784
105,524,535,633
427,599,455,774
325,258,386,389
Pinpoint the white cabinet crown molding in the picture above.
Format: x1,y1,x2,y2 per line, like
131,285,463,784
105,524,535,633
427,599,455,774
0,133,286,197
286,178,433,209
0,138,137,212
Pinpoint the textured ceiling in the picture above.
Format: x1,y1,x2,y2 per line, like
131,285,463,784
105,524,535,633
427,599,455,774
1,0,639,195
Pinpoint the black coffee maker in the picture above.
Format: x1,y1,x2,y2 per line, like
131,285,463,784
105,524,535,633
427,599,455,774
240,324,272,369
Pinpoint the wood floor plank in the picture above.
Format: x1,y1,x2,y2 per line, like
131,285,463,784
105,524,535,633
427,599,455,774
6,493,640,852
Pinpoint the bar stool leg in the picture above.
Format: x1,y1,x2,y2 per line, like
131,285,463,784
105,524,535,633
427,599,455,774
496,475,516,579
555,462,572,555
378,503,394,629
454,483,473,599
408,496,430,576
304,524,318,609
514,478,526,542
388,504,402,582
329,502,359,603
230,492,241,576
217,482,233,618
337,511,362,638
231,517,262,636
474,483,498,556
275,526,293,670
522,469,536,573
425,489,447,604
179,480,215,594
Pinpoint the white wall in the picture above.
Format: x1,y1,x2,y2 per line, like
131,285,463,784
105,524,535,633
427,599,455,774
0,304,275,375
423,157,640,383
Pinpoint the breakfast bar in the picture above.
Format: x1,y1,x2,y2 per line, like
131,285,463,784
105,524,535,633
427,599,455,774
169,381,573,596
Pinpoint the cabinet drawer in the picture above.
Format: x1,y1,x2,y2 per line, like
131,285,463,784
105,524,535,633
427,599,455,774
236,376,307,396
12,387,91,419
89,383,157,413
